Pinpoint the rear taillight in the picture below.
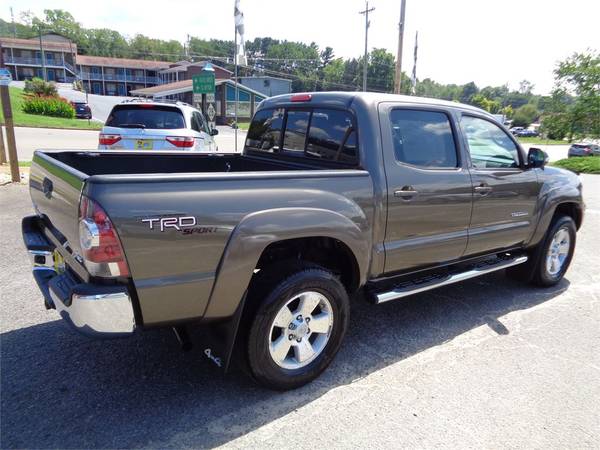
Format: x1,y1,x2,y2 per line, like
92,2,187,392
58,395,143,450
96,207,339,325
79,196,130,277
584,147,591,153
166,136,195,148
99,134,121,146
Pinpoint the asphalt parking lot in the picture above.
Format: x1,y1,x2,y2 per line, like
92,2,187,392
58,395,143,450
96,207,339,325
1,175,599,449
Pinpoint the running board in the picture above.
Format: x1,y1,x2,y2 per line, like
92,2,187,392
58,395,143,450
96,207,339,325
373,255,528,304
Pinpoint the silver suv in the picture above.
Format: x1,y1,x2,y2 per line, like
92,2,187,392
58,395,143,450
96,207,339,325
99,100,218,152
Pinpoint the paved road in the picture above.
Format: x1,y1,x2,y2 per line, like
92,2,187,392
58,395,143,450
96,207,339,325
3,126,247,160
1,175,598,448
56,86,128,123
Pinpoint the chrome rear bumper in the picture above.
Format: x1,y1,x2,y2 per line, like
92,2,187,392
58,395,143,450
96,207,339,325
50,288,136,337
23,215,136,338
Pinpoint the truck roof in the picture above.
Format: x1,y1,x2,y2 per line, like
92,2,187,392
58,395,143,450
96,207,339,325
260,91,489,117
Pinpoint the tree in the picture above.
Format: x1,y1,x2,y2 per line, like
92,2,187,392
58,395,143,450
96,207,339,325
512,104,539,127
366,48,395,92
518,79,535,95
471,94,502,113
549,51,600,139
459,82,479,104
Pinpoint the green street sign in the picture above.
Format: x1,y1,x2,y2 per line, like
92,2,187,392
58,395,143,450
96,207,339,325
193,72,215,94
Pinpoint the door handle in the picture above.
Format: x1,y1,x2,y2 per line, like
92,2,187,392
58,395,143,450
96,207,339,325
474,183,492,195
394,186,419,199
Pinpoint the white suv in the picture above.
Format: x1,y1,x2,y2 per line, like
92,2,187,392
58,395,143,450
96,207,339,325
98,100,218,152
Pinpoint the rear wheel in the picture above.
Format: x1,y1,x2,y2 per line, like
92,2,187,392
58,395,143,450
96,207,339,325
246,263,349,390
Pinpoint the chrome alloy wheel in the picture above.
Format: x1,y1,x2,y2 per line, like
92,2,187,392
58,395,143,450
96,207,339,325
546,227,571,276
268,291,334,370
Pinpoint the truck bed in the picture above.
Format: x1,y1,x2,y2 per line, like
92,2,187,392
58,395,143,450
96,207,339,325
46,151,328,176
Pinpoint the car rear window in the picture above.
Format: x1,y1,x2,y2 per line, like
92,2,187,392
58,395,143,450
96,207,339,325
106,105,185,129
245,107,358,166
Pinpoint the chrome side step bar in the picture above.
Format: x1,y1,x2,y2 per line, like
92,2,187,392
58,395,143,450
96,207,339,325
374,255,528,304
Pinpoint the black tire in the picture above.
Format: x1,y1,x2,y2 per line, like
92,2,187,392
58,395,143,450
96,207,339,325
508,215,576,287
246,263,350,390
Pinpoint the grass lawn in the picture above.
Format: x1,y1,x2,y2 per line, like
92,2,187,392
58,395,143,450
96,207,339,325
517,136,567,145
551,156,600,174
0,87,102,130
236,122,250,131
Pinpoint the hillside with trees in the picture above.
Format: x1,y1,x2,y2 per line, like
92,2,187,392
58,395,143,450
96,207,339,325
2,10,597,139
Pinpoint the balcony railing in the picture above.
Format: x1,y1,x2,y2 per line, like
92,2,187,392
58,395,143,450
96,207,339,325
78,72,158,84
5,55,74,68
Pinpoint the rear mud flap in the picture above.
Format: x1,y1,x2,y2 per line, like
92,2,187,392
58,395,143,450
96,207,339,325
200,292,247,372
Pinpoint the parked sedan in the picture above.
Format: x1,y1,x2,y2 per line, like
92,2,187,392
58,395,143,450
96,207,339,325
515,129,539,137
99,100,218,152
568,143,600,157
509,126,524,135
71,102,92,119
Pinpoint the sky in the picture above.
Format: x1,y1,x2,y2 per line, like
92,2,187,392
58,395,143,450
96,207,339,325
2,0,599,94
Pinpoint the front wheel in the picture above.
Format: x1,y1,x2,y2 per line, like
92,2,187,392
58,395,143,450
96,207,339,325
508,215,576,286
246,264,350,390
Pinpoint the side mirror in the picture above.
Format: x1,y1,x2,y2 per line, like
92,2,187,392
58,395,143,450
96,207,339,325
210,128,219,136
528,147,548,168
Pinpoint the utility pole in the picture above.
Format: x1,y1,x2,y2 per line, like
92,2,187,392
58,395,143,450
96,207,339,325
0,44,20,182
394,0,407,94
38,26,47,81
359,1,375,92
10,7,17,38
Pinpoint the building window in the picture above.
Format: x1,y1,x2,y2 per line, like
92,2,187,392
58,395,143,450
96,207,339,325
225,85,251,118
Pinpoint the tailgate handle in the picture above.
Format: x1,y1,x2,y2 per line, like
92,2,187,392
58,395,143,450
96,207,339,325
42,177,53,198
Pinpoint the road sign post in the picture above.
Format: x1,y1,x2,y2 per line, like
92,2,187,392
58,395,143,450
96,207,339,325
0,44,19,182
193,66,216,131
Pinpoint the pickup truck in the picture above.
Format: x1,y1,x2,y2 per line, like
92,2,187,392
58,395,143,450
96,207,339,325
23,92,584,390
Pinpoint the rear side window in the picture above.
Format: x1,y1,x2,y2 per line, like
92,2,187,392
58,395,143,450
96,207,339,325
246,107,358,166
106,105,185,129
390,109,458,168
245,108,285,152
306,109,357,164
283,110,311,153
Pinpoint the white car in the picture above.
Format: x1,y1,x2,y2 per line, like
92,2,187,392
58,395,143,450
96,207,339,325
98,100,218,152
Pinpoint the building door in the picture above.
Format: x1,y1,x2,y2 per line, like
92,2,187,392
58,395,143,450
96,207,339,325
92,82,102,95
46,69,55,81
379,104,473,273
117,84,126,96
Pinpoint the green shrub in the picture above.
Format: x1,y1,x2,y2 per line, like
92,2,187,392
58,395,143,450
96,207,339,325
24,77,58,97
22,96,75,118
552,156,600,174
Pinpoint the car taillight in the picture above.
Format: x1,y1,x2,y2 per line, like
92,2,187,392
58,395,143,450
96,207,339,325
584,147,591,153
99,134,121,146
79,196,130,277
166,136,195,148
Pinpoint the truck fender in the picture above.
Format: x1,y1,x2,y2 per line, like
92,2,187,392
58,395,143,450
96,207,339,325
203,207,370,321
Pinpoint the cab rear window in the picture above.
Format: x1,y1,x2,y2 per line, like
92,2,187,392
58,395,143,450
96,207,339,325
106,105,185,129
245,107,358,166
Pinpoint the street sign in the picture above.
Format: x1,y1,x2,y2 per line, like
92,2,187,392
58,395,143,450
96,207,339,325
207,103,216,122
193,72,215,94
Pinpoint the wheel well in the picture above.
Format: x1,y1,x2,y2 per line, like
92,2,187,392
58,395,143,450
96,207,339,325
553,202,583,229
256,237,360,294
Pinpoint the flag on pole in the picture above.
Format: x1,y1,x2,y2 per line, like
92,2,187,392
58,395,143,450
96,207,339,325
411,31,418,94
234,0,247,65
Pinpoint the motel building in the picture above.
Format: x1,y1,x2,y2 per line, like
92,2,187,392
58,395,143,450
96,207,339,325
0,33,290,123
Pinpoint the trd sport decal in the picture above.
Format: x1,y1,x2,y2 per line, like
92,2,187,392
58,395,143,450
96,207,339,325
141,216,217,234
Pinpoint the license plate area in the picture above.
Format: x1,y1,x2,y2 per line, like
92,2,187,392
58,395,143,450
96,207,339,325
135,139,153,150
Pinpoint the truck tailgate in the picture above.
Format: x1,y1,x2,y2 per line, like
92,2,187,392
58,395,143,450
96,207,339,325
29,151,87,254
